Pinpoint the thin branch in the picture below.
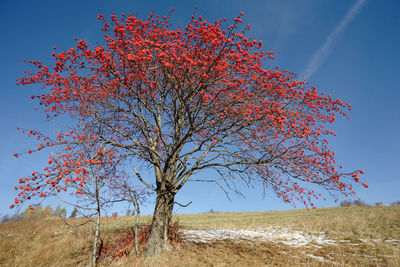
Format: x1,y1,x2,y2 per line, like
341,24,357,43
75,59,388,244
174,201,192,207
133,166,156,191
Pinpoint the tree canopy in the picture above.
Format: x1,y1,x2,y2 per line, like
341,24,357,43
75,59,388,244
13,11,366,256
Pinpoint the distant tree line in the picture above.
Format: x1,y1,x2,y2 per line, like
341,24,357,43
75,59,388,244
391,200,400,206
1,204,132,224
1,204,67,223
339,199,400,207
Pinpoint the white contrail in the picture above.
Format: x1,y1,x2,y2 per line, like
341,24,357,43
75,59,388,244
301,0,366,80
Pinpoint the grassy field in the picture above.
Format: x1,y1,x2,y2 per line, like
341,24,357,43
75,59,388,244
0,206,399,266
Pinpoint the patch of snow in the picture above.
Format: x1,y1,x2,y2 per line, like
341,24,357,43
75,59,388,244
181,226,336,247
385,239,400,244
356,238,400,244
306,254,325,261
305,254,338,265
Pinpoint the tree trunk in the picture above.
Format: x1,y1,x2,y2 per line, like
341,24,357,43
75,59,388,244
143,190,175,257
128,191,140,256
91,205,100,266
92,174,101,266
134,208,140,255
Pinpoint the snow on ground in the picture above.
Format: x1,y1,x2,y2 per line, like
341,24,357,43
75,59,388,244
181,226,336,247
181,227,341,264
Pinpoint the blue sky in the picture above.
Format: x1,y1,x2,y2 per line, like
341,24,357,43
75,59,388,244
1,0,399,217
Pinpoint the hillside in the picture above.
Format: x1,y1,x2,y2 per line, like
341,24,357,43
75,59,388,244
1,206,399,266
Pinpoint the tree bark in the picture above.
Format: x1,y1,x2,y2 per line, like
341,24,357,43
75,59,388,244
91,203,100,266
128,190,140,256
134,207,140,255
143,190,175,257
91,173,101,266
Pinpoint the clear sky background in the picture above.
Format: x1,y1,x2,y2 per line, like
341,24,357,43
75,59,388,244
1,0,399,217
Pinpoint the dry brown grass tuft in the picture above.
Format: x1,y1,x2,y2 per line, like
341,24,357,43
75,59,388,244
0,218,93,266
0,206,399,266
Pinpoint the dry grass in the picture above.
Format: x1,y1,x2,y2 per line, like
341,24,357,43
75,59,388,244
0,206,399,266
0,219,92,266
120,240,400,267
175,206,400,241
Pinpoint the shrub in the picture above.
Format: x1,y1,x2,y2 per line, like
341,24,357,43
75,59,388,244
340,200,352,207
1,213,23,224
352,199,368,206
340,199,368,207
391,200,400,206
100,221,182,263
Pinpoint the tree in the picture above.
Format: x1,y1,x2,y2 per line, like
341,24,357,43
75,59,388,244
69,207,78,218
352,199,368,206
391,200,400,206
340,200,352,207
125,209,132,216
108,172,149,255
14,11,366,256
53,205,63,217
12,128,148,265
339,199,368,207
42,205,53,217
56,140,121,266
61,207,67,218
14,130,147,265
21,203,59,219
